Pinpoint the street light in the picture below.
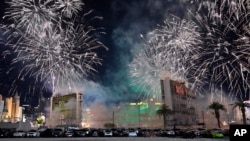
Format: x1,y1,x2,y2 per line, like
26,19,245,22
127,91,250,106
138,102,141,127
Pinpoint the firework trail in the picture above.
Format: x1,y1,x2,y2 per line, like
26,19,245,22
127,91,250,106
186,0,250,98
0,0,106,96
129,17,202,99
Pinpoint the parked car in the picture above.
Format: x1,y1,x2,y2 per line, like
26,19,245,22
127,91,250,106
137,129,149,137
13,130,26,137
211,132,224,138
39,128,53,137
74,128,90,137
103,129,113,137
182,130,196,138
88,129,100,137
52,128,65,137
128,129,137,137
0,128,13,138
65,130,74,137
112,128,128,137
26,130,40,137
161,129,175,137
201,130,224,138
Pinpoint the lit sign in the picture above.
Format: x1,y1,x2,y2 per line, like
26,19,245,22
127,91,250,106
129,102,148,106
175,84,185,95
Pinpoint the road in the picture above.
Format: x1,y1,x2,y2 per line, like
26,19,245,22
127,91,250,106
0,137,229,141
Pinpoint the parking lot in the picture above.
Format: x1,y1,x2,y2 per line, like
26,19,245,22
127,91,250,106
0,137,229,141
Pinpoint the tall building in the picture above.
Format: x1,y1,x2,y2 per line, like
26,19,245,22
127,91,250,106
160,77,198,128
0,95,22,123
14,95,22,122
48,93,82,127
0,95,4,119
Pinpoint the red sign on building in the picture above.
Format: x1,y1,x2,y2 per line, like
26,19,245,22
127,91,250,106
175,84,185,95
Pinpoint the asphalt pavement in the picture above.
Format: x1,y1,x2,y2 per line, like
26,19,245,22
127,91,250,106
0,137,229,141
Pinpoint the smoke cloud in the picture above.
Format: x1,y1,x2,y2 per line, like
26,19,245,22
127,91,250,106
83,0,192,105
76,1,199,125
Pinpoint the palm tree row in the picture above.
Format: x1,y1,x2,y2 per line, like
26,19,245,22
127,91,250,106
156,100,250,129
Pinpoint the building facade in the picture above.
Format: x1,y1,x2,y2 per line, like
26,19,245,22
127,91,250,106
160,78,198,128
48,93,83,127
115,99,162,128
0,94,22,123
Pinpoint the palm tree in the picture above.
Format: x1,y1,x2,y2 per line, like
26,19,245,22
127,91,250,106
208,102,226,128
231,100,250,124
156,104,172,129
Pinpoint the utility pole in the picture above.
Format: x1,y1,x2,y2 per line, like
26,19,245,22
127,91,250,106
138,103,140,127
112,110,115,126
202,110,206,128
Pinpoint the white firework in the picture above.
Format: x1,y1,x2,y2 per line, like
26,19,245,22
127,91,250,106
153,17,202,78
129,17,202,99
10,24,104,83
54,0,84,18
4,0,57,35
3,0,84,35
0,0,106,96
187,0,250,98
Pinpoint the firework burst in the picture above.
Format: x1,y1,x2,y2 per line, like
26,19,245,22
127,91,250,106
54,0,84,18
3,0,57,35
186,0,250,98
129,17,202,99
0,0,106,96
11,23,104,86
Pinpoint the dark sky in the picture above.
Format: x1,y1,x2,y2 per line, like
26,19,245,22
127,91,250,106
80,0,189,105
0,0,189,106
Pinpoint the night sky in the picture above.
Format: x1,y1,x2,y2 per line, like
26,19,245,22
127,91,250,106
81,0,189,105
0,0,192,106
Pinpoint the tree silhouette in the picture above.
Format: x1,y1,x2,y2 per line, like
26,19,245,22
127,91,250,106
208,102,226,128
156,104,172,129
231,100,250,124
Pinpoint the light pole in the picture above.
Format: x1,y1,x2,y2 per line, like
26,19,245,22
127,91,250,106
112,110,115,126
138,103,140,127
202,110,206,128
112,106,120,127
137,101,142,127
